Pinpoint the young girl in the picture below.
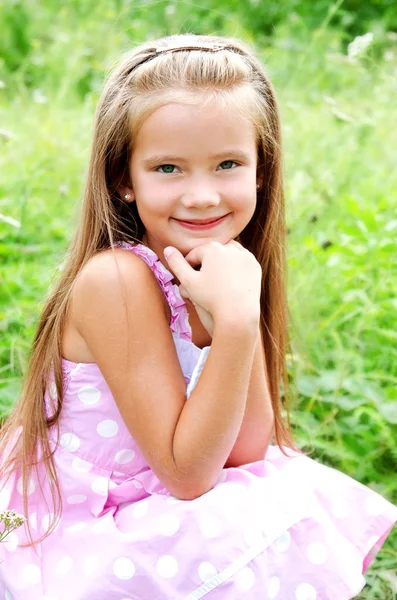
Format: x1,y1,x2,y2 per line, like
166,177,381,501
0,33,396,600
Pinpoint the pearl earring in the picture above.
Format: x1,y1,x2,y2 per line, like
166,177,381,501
124,193,131,200
256,184,260,190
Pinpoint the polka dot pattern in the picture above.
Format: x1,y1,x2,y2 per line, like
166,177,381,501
198,561,217,582
233,566,255,592
156,555,179,578
132,499,149,519
78,385,101,405
55,555,73,577
60,433,80,452
67,494,87,505
22,564,41,585
113,557,135,580
3,243,397,599
268,575,281,598
115,449,135,464
159,514,181,536
72,457,93,472
295,582,317,600
97,420,118,438
16,476,35,496
307,542,328,565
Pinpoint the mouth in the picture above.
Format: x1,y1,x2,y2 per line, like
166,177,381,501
173,214,229,230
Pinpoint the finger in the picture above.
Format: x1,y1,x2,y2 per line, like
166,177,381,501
179,284,189,300
183,243,212,268
163,246,197,283
228,239,245,251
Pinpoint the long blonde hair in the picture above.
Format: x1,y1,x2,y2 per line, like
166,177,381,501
0,33,296,548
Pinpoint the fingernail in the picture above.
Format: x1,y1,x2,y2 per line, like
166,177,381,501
164,247,174,260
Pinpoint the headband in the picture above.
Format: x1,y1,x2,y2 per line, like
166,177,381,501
129,42,247,73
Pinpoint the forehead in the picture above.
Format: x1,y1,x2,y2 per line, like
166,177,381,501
132,101,257,157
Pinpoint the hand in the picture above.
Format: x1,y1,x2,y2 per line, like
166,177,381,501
164,241,262,336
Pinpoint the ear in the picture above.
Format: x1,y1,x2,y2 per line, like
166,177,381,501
117,185,135,203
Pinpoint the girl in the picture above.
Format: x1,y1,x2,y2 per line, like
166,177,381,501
0,32,396,600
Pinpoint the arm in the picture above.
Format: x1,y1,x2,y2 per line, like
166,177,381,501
224,326,274,468
173,313,259,495
73,249,259,502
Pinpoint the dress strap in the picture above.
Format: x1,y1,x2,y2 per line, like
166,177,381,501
113,242,192,342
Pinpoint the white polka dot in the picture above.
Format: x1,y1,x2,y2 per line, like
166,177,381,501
97,420,119,438
17,476,35,496
30,512,37,530
159,514,181,536
364,495,386,517
66,522,87,533
66,494,87,504
72,457,93,472
233,566,255,591
198,561,217,582
55,555,73,577
60,433,80,452
91,477,108,496
295,582,317,600
82,554,99,576
113,557,135,580
23,563,41,584
268,575,281,598
199,513,222,538
275,530,291,552
3,532,18,552
133,479,143,489
42,513,58,533
132,499,149,519
115,449,135,464
156,555,179,578
0,487,11,511
78,385,101,405
307,542,328,565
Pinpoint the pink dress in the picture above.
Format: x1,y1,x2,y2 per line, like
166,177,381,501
0,241,396,600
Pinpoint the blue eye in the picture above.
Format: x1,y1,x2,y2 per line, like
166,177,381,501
157,165,177,174
218,160,238,170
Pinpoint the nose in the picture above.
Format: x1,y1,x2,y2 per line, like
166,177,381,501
180,178,221,209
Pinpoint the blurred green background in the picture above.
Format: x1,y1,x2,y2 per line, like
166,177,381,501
1,1,396,597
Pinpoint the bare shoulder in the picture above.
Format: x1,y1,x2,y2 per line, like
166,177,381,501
71,247,170,325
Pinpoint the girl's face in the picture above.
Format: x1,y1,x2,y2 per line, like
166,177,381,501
121,100,259,261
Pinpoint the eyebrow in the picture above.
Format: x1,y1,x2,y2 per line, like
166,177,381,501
141,150,252,167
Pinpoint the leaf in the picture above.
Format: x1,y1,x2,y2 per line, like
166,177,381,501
378,402,397,424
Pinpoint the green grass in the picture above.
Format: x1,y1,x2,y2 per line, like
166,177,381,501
1,4,396,597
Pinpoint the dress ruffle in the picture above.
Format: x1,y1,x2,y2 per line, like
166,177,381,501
114,242,192,342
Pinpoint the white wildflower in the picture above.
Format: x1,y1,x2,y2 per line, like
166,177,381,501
347,32,374,60
0,509,26,542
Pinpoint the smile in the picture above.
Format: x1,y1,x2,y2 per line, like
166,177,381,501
173,214,229,230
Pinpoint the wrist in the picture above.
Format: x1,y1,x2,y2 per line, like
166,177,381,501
214,309,260,337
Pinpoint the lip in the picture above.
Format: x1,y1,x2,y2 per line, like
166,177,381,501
173,214,229,230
